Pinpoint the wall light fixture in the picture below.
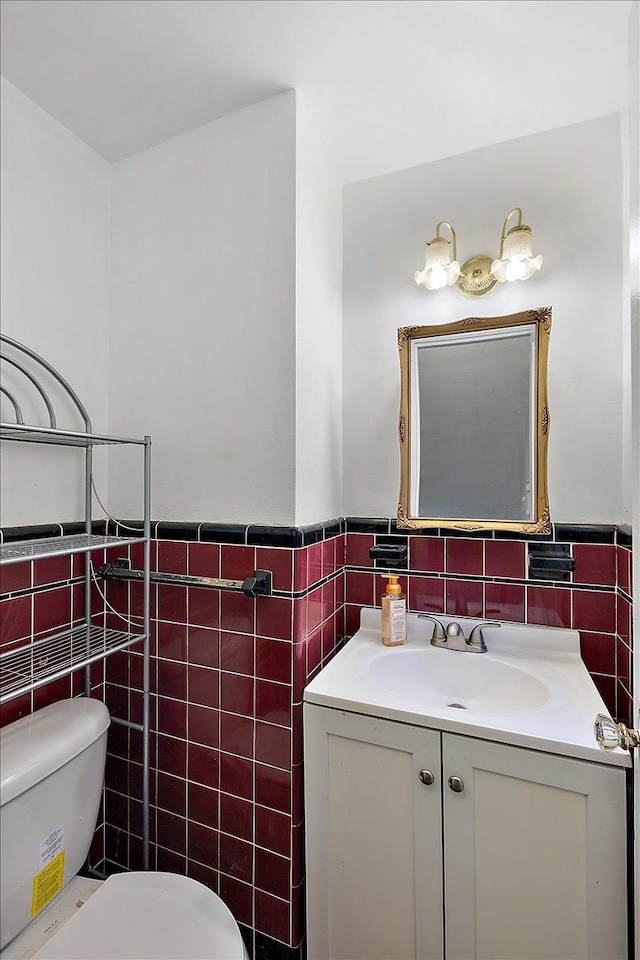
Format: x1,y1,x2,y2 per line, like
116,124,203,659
414,207,543,298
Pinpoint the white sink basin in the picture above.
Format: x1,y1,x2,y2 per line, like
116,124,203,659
368,646,551,713
304,608,631,767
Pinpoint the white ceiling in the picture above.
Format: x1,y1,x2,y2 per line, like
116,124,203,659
0,0,633,184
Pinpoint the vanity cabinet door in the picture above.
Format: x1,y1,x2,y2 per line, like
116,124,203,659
304,705,443,960
441,734,627,960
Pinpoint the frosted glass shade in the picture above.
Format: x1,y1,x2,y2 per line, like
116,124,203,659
415,237,461,290
491,226,543,283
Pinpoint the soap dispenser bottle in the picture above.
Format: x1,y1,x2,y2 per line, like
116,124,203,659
380,574,407,647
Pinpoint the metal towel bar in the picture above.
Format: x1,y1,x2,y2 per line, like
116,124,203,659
98,559,272,597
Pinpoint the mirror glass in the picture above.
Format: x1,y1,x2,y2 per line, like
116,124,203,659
397,308,551,534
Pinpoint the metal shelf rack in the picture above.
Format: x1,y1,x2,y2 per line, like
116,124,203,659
0,533,146,565
0,334,152,871
0,422,149,446
0,622,145,703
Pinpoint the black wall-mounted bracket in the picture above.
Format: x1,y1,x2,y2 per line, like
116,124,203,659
528,544,575,582
369,542,408,569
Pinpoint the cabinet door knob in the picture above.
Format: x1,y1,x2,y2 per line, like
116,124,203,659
594,713,640,751
448,775,464,793
418,769,434,785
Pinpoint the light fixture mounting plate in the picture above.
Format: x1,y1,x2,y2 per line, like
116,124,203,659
457,255,497,298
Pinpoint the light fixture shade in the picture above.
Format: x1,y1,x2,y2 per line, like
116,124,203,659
491,224,543,283
414,236,461,290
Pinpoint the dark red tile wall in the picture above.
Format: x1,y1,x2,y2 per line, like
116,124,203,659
345,529,634,725
0,554,107,725
100,532,345,952
0,520,634,956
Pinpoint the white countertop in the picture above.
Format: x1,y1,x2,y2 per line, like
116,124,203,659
304,608,631,767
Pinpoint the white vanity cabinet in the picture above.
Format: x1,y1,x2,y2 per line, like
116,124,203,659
304,705,628,960
305,708,444,960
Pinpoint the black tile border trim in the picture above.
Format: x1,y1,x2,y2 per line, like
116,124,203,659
347,517,392,535
0,574,345,605
2,523,65,542
247,525,303,548
554,524,617,544
493,529,555,542
112,518,345,547
344,564,621,593
6,561,624,603
347,519,631,546
618,525,632,548
155,521,201,541
1,576,83,601
0,517,630,549
0,563,343,604
346,519,626,543
111,519,148,536
321,519,343,539
199,522,247,544
289,567,344,601
61,520,109,537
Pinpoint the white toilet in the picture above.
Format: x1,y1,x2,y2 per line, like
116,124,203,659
0,698,248,960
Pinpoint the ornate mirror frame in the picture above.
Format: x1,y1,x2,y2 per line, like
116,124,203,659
397,306,552,534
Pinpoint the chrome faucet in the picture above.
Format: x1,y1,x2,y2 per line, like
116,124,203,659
418,614,501,653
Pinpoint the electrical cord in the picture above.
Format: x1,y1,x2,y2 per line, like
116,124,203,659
89,557,145,626
90,473,145,534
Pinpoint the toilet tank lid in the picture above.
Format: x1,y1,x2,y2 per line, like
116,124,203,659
0,698,110,807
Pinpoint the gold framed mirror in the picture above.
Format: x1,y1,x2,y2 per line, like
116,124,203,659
397,307,551,534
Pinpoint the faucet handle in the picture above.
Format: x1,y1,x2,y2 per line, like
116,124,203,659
417,613,446,641
467,620,501,652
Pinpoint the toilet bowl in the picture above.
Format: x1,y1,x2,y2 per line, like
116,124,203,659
0,873,248,960
23,873,247,960
0,700,248,960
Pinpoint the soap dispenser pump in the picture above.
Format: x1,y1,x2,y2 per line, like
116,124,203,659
380,574,407,647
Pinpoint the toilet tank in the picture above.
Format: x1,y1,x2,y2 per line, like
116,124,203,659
0,698,110,950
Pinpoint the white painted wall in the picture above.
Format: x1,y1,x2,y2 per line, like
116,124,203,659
1,85,343,529
295,98,343,525
343,115,626,524
1,81,627,531
108,92,297,525
0,77,111,526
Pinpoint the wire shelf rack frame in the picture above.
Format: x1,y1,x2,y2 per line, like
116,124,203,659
0,335,152,870
0,623,147,704
0,533,147,565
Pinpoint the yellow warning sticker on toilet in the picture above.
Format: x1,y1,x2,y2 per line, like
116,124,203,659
31,850,65,917
31,827,66,918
